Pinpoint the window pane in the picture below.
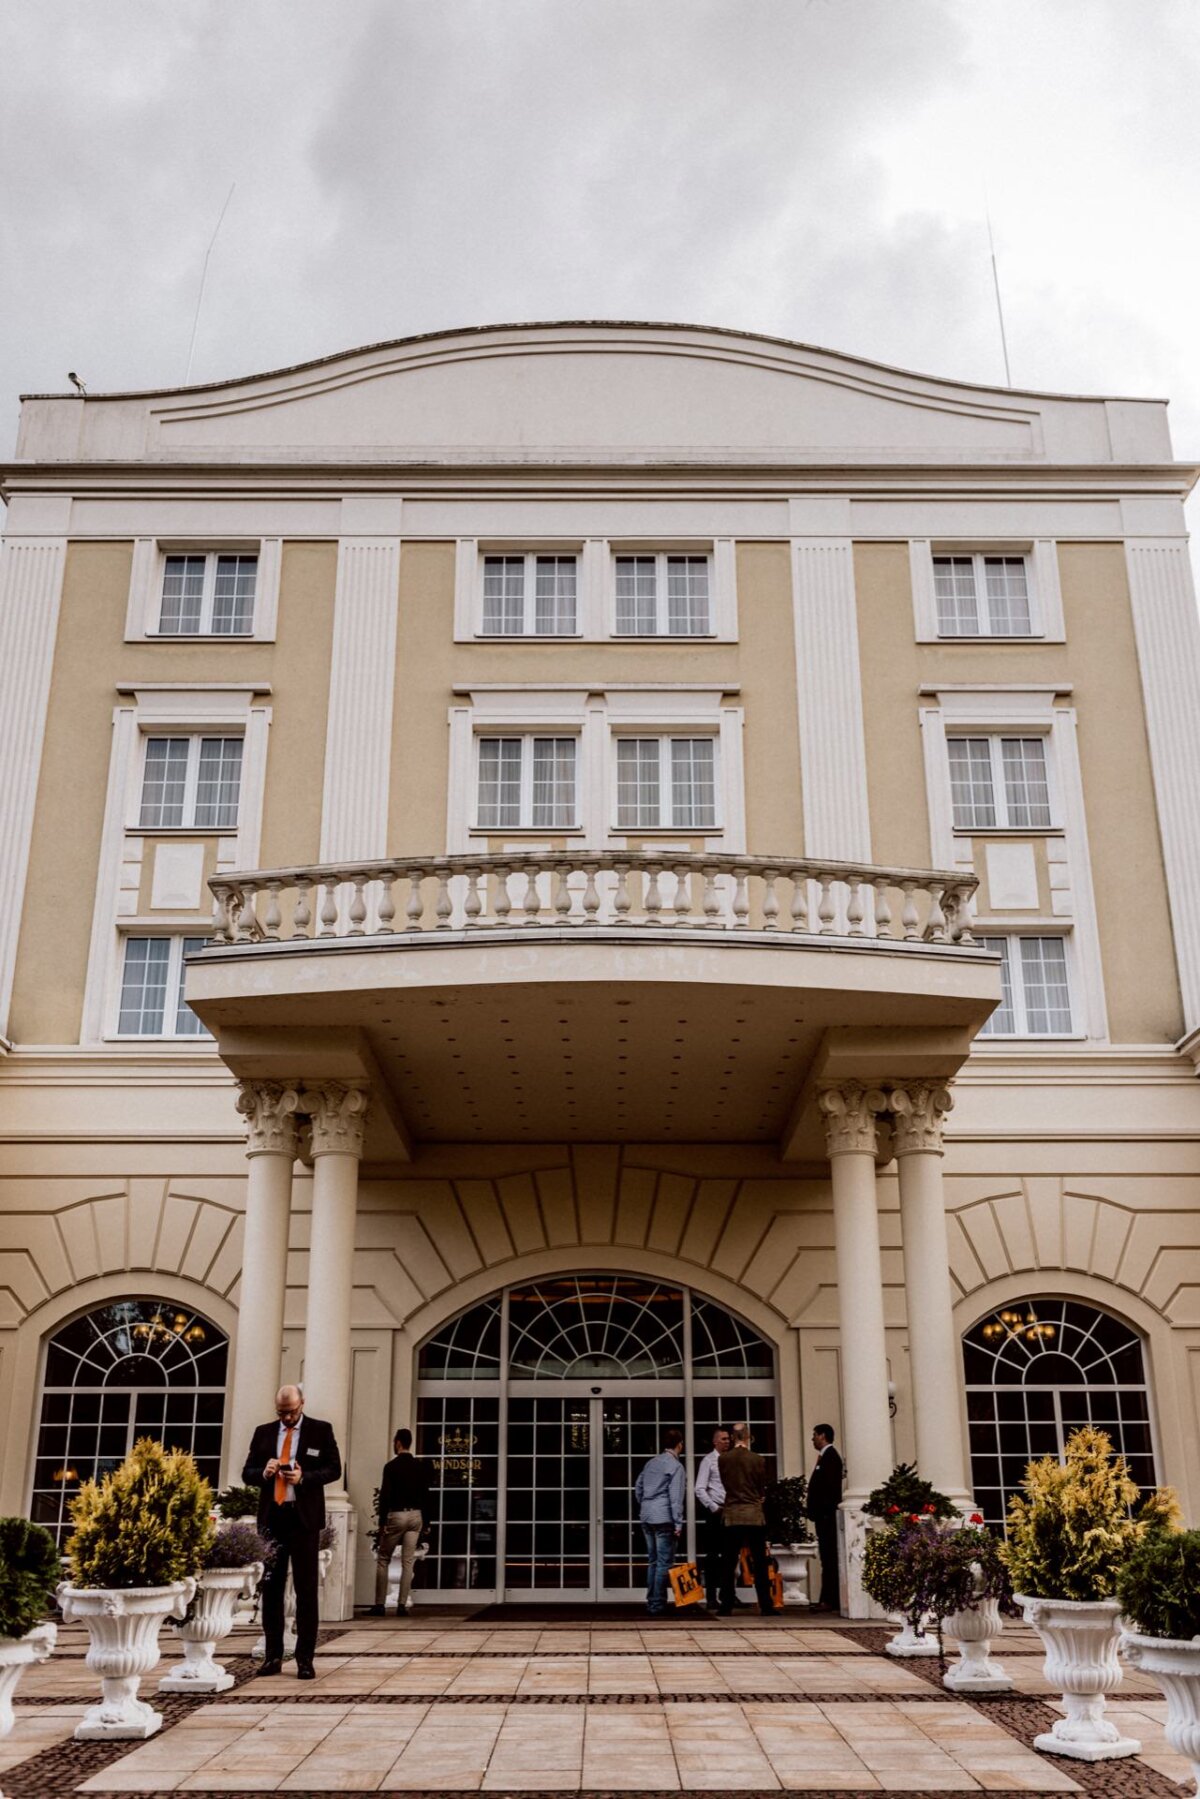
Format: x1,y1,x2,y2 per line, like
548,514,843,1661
1020,936,1072,1033
1001,738,1051,828
614,557,657,634
482,557,525,634
159,556,205,634
531,738,576,828
666,556,710,635
139,739,190,829
118,938,171,1035
983,557,1032,635
211,555,257,634
194,738,243,830
174,939,211,1037
616,739,660,828
978,937,1016,1035
670,739,716,828
477,738,522,828
947,737,996,829
934,556,979,635
534,557,577,635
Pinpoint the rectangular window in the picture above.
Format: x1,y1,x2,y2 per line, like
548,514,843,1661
934,554,1032,636
118,937,210,1038
480,554,577,635
947,736,1051,831
476,737,577,829
158,553,256,636
614,553,711,635
616,738,716,830
978,935,1073,1035
139,737,243,830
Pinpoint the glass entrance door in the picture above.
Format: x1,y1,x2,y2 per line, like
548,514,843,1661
598,1397,686,1598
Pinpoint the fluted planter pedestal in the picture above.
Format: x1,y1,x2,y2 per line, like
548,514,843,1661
1121,1632,1200,1793
0,1621,56,1794
59,1581,195,1739
160,1565,262,1693
886,1616,938,1657
1017,1594,1139,1761
768,1545,816,1608
943,1595,1011,1691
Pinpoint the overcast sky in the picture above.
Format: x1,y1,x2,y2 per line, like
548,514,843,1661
3,0,1199,495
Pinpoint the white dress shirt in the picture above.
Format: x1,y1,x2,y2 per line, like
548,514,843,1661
694,1448,726,1513
275,1415,303,1504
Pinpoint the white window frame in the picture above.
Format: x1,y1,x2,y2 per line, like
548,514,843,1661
477,551,581,638
909,540,1065,643
946,732,1056,832
611,733,720,833
114,934,212,1040
137,733,244,832
125,539,281,642
473,733,581,832
611,551,714,637
154,551,258,637
977,933,1078,1038
933,552,1034,638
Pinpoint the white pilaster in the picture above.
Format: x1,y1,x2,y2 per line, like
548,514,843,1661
319,538,400,861
0,537,67,1036
791,539,872,861
1124,538,1200,1032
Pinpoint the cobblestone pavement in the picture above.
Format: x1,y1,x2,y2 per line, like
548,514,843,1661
1,1612,1192,1795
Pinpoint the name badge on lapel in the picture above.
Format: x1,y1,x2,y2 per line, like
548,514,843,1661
306,1447,319,1457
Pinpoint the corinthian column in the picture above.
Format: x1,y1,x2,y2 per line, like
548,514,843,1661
888,1082,971,1505
226,1081,301,1484
818,1085,894,1504
299,1082,369,1494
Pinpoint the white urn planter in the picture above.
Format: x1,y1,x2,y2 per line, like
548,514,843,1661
58,1580,196,1740
252,1547,333,1661
943,1595,1012,1692
1016,1594,1140,1761
769,1544,815,1608
1121,1632,1200,1794
0,1621,56,1738
160,1564,262,1694
886,1615,938,1657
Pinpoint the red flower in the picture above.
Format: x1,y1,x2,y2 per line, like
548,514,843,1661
909,1513,921,1523
923,1503,937,1513
970,1512,983,1525
886,1505,900,1515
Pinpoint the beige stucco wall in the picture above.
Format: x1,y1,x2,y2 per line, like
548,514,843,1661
737,542,804,856
257,541,338,871
388,543,456,855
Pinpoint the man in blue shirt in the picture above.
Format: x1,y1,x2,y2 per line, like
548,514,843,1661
634,1427,685,1617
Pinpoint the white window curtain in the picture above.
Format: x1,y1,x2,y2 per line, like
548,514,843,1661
670,738,716,827
159,557,207,634
947,737,996,829
1000,738,1051,828
614,557,657,634
159,553,256,635
978,935,1071,1035
616,739,660,828
617,737,715,829
477,737,576,828
477,738,524,827
983,557,1032,634
934,553,1032,636
482,557,526,635
531,738,576,828
139,739,191,828
210,555,257,634
533,557,577,634
665,557,710,635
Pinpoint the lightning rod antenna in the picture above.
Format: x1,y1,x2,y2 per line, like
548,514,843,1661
184,181,236,385
984,191,1012,387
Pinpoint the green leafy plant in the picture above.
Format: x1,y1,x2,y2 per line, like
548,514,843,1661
1117,1527,1200,1641
765,1475,810,1545
863,1518,926,1627
65,1438,214,1590
1003,1425,1181,1601
863,1463,955,1522
214,1483,259,1520
0,1516,60,1640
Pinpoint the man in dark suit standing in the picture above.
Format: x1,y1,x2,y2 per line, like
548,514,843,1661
805,1422,844,1613
243,1383,342,1678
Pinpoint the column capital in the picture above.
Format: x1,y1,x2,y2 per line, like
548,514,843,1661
301,1082,370,1158
235,1080,302,1158
817,1083,888,1157
886,1081,954,1156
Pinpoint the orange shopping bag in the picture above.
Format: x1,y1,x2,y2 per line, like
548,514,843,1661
668,1560,704,1608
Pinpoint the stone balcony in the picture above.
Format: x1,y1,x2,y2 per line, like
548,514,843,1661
185,850,1001,1163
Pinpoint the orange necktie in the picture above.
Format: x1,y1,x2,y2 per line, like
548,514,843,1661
275,1426,294,1504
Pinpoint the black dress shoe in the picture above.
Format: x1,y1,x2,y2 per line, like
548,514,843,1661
296,1661,316,1680
255,1658,284,1677
367,1605,385,1617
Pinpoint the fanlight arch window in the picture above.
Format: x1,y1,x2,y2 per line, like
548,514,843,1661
32,1297,228,1545
962,1296,1156,1530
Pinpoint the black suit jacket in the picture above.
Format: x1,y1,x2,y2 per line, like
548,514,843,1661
243,1415,342,1534
805,1445,844,1520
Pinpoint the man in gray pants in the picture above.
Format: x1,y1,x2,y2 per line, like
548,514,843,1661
369,1428,431,1616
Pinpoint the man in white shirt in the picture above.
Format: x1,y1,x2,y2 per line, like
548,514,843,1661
693,1426,730,1610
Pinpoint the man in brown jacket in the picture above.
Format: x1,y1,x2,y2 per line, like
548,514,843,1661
715,1421,781,1615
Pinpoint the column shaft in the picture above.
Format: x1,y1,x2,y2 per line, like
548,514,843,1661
226,1084,299,1486
299,1084,369,1503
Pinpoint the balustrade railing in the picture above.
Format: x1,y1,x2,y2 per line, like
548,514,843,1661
207,851,978,949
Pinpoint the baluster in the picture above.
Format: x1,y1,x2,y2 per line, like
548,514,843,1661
924,882,947,943
523,864,542,925
789,871,809,935
673,864,693,927
643,863,662,924
613,863,632,924
319,881,339,937
348,873,368,936
553,863,573,925
463,866,483,928
291,883,312,940
435,867,453,930
818,875,837,935
952,882,976,945
732,869,750,929
761,869,779,931
376,874,396,934
702,865,722,928
493,864,512,927
901,881,920,940
233,892,253,942
261,882,282,940
211,886,233,943
872,878,892,939
406,869,426,932
846,878,865,936
582,864,601,923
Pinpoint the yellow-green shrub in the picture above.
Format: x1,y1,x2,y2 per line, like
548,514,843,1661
66,1438,214,1589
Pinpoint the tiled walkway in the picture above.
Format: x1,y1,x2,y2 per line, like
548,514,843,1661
2,1612,1193,1795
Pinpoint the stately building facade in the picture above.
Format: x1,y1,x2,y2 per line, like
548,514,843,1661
1,322,1198,1614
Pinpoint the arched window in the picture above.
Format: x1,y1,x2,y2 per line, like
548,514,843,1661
32,1298,228,1545
962,1296,1156,1529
